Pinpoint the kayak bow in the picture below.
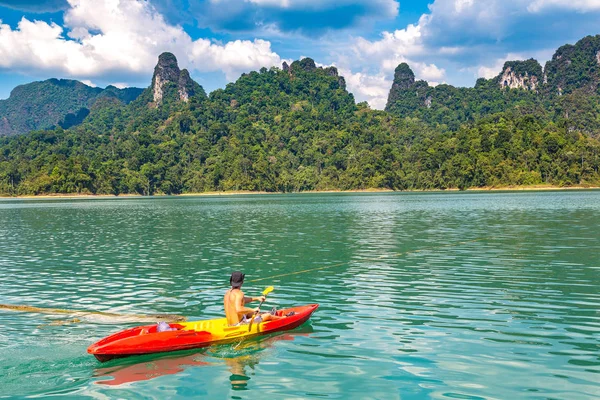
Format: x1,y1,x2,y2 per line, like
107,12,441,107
88,304,318,362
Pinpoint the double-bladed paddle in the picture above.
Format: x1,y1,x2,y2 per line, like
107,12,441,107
248,286,273,332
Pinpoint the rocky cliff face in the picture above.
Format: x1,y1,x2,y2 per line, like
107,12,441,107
497,60,542,91
151,52,205,104
385,63,416,111
391,63,415,91
290,58,317,73
385,63,418,111
385,35,600,118
285,58,346,89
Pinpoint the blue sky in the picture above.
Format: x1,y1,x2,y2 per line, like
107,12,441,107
0,0,599,109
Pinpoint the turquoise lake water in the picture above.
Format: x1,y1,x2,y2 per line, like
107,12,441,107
0,192,599,399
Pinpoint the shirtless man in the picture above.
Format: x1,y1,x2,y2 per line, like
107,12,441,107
224,271,283,326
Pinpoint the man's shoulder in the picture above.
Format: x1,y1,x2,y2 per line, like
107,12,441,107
227,289,244,298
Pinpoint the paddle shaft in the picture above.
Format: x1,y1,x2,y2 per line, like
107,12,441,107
248,297,267,332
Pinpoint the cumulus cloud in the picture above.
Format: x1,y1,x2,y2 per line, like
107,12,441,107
351,22,446,80
528,0,600,12
416,63,446,81
339,20,446,109
355,24,424,60
473,53,528,79
336,0,600,109
0,0,283,84
422,0,600,51
190,38,282,80
80,79,96,87
0,0,68,13
246,0,397,14
188,0,399,36
339,68,391,110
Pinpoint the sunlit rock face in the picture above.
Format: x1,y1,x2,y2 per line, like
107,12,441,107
152,52,204,104
497,60,543,91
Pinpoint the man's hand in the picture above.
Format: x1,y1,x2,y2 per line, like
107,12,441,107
259,295,266,302
254,307,260,313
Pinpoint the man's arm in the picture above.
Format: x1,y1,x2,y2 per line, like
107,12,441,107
243,295,265,304
236,292,258,314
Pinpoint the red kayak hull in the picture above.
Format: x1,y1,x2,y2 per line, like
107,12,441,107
88,304,318,362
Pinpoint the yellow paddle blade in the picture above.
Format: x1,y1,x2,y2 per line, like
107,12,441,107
262,286,274,296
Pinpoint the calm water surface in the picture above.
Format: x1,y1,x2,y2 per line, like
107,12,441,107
0,192,599,399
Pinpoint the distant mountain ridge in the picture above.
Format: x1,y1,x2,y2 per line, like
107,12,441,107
0,79,143,136
3,36,600,138
385,35,600,134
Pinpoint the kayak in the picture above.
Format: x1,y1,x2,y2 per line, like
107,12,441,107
88,304,318,362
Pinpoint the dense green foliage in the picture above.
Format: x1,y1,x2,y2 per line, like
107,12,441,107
0,79,142,136
544,35,600,95
386,36,600,132
386,77,546,131
1,35,600,196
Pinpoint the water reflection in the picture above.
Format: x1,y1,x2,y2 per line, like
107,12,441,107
210,327,313,391
94,351,209,386
225,353,258,390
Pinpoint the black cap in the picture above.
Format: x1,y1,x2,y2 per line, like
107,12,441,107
230,271,245,287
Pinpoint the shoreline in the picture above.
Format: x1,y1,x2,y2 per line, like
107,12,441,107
1,185,599,199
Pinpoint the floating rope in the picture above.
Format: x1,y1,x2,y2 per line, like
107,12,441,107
0,303,186,323
248,237,488,283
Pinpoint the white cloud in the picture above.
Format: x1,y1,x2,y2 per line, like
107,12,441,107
339,19,446,109
527,0,600,12
0,18,82,73
474,53,525,79
417,63,446,81
190,38,281,80
476,64,502,80
244,0,292,7
312,60,393,110
0,0,282,84
110,82,128,89
453,0,475,12
334,0,600,109
244,0,398,16
422,0,512,42
339,68,391,110
191,0,399,37
422,0,600,44
355,23,424,60
339,58,446,109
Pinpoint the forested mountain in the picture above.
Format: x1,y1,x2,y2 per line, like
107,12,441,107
385,35,600,135
0,79,143,136
1,36,600,196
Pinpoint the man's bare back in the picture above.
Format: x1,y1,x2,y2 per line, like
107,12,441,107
224,271,284,326
223,288,260,325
